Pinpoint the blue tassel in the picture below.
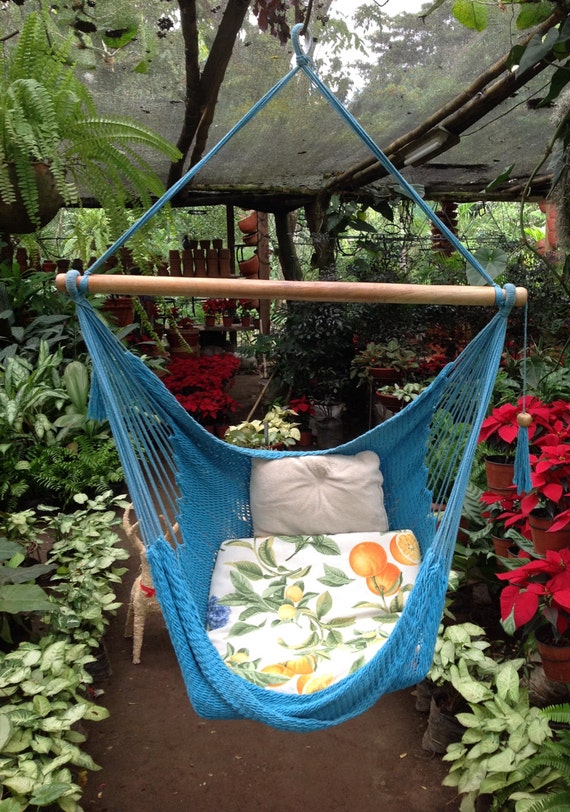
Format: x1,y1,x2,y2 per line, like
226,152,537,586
513,424,532,494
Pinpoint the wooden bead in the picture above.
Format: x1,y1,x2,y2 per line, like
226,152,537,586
517,412,533,428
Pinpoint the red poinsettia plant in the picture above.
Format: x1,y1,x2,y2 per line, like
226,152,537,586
288,395,315,429
497,548,570,642
483,401,570,534
480,489,530,540
202,298,226,316
162,354,240,424
478,396,553,458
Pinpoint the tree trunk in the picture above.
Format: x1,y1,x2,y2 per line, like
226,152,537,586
168,0,252,187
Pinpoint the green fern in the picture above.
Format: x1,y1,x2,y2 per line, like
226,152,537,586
28,437,123,506
0,11,181,231
490,704,570,811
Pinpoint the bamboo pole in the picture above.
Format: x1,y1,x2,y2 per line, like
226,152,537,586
56,274,527,307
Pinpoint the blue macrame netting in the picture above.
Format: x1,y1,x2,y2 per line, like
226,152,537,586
63,25,526,731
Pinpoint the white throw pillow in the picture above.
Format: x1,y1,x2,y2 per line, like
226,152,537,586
250,450,388,537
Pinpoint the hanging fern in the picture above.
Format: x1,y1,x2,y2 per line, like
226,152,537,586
0,11,181,231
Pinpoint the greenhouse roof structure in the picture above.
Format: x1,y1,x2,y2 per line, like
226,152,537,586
2,0,563,210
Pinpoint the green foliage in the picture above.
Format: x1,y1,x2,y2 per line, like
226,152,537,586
44,492,129,647
489,703,570,810
225,406,301,448
0,11,181,232
0,636,109,811
443,660,551,812
273,301,354,403
27,437,123,508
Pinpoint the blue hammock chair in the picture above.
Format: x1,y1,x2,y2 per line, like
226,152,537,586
60,26,529,732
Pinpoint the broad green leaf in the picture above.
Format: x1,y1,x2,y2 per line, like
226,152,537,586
516,28,559,77
0,584,54,613
32,694,51,718
486,748,515,772
0,714,11,750
495,663,520,703
516,1,553,30
310,535,341,556
467,247,508,286
452,0,488,31
232,561,264,580
258,538,277,569
30,783,73,806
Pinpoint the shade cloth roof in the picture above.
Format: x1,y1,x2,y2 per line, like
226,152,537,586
4,0,556,208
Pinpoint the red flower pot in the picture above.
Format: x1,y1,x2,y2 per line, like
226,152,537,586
484,456,515,495
536,627,570,683
238,211,258,234
529,513,570,555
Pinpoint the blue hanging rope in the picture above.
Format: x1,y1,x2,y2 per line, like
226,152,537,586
289,25,499,292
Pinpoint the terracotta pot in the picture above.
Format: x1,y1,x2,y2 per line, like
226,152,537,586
296,430,314,448
237,211,258,234
376,392,403,413
491,535,511,559
240,315,252,328
169,250,181,277
222,316,233,328
243,231,259,246
484,456,515,494
42,260,58,274
0,162,63,233
239,254,259,277
205,315,216,327
166,327,200,356
536,627,570,683
102,296,133,327
530,513,570,555
367,367,402,384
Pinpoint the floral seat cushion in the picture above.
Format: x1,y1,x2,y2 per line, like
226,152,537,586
207,530,421,695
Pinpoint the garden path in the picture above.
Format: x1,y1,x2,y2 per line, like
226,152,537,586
81,372,461,812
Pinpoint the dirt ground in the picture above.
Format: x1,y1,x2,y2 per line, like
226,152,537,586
81,371,462,812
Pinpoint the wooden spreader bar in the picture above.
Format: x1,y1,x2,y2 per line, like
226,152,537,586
56,274,527,307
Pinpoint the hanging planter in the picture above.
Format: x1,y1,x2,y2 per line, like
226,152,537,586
367,367,403,385
238,253,260,277
0,162,63,234
237,211,258,234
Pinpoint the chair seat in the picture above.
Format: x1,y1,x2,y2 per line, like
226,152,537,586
207,530,421,695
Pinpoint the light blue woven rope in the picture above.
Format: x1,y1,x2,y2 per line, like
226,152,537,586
60,29,522,729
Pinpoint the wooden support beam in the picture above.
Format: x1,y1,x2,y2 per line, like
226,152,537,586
56,273,527,307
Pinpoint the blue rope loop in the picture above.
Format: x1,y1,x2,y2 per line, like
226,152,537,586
65,269,89,300
292,23,315,68
496,283,516,318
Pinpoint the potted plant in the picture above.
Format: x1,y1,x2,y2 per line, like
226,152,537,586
288,395,315,447
479,489,530,557
0,12,181,233
165,308,200,356
224,406,301,448
202,298,225,326
497,548,570,681
522,436,570,552
350,339,419,386
478,396,553,493
375,381,425,415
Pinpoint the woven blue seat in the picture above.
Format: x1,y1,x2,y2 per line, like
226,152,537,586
62,24,528,730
